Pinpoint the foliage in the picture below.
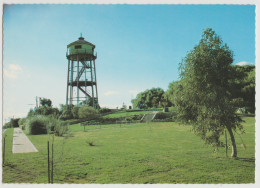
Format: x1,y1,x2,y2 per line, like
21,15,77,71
27,106,60,118
18,118,26,126
51,119,69,136
25,115,69,136
154,112,177,121
98,108,112,114
59,104,74,120
177,28,243,157
131,88,165,109
18,118,27,130
2,119,21,129
8,118,20,128
229,65,255,114
25,115,48,135
39,98,52,107
3,122,11,129
164,80,184,106
72,106,80,119
78,105,99,120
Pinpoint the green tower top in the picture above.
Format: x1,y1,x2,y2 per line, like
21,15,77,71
67,35,95,55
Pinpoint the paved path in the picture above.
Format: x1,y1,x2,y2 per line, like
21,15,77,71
12,128,38,154
141,111,159,122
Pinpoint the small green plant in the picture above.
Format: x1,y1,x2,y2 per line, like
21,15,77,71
86,139,95,146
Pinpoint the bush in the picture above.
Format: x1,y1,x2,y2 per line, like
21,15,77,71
60,108,73,120
25,115,69,136
72,106,80,119
3,122,11,129
26,116,48,135
99,108,112,114
18,118,26,130
78,105,99,120
154,112,177,121
48,118,69,136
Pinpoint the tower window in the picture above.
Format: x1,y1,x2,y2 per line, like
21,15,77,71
75,45,82,49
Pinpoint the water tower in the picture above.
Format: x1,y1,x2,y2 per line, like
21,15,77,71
66,35,99,108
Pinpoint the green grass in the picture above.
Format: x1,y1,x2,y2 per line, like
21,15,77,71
2,116,255,183
102,109,156,119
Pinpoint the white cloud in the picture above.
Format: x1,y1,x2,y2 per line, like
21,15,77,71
235,61,253,66
103,91,119,96
4,64,22,79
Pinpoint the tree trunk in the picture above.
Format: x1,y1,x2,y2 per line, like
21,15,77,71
227,126,237,158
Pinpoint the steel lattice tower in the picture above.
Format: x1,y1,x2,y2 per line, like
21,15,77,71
66,35,99,108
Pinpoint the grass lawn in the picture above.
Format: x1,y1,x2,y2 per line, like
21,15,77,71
102,109,159,119
2,116,255,183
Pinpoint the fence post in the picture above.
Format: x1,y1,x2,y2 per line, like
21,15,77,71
51,142,54,184
47,141,50,183
225,130,228,158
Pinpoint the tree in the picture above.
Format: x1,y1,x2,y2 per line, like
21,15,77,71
229,65,255,114
9,118,20,128
177,28,243,158
131,88,165,109
39,98,52,107
164,80,183,106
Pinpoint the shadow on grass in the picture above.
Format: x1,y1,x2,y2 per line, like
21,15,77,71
235,157,255,163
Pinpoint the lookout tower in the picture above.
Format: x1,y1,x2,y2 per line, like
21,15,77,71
66,35,99,108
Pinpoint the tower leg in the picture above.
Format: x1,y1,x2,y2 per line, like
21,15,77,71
90,59,95,107
70,60,74,105
66,59,70,106
93,59,99,108
77,56,79,106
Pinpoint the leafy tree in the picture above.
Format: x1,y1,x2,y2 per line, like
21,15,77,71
164,80,183,106
78,105,99,120
177,28,243,158
39,98,52,107
132,88,165,109
10,118,20,128
229,65,255,114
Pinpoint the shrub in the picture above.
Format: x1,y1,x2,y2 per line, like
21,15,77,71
60,108,73,120
3,122,11,129
18,118,26,130
154,112,177,121
26,116,48,135
78,105,99,120
46,117,69,136
18,118,26,126
25,115,69,136
72,106,80,119
99,108,112,114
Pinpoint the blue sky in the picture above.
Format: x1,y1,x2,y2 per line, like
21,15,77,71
3,4,255,121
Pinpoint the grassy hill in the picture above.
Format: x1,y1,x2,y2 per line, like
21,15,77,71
2,115,255,183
